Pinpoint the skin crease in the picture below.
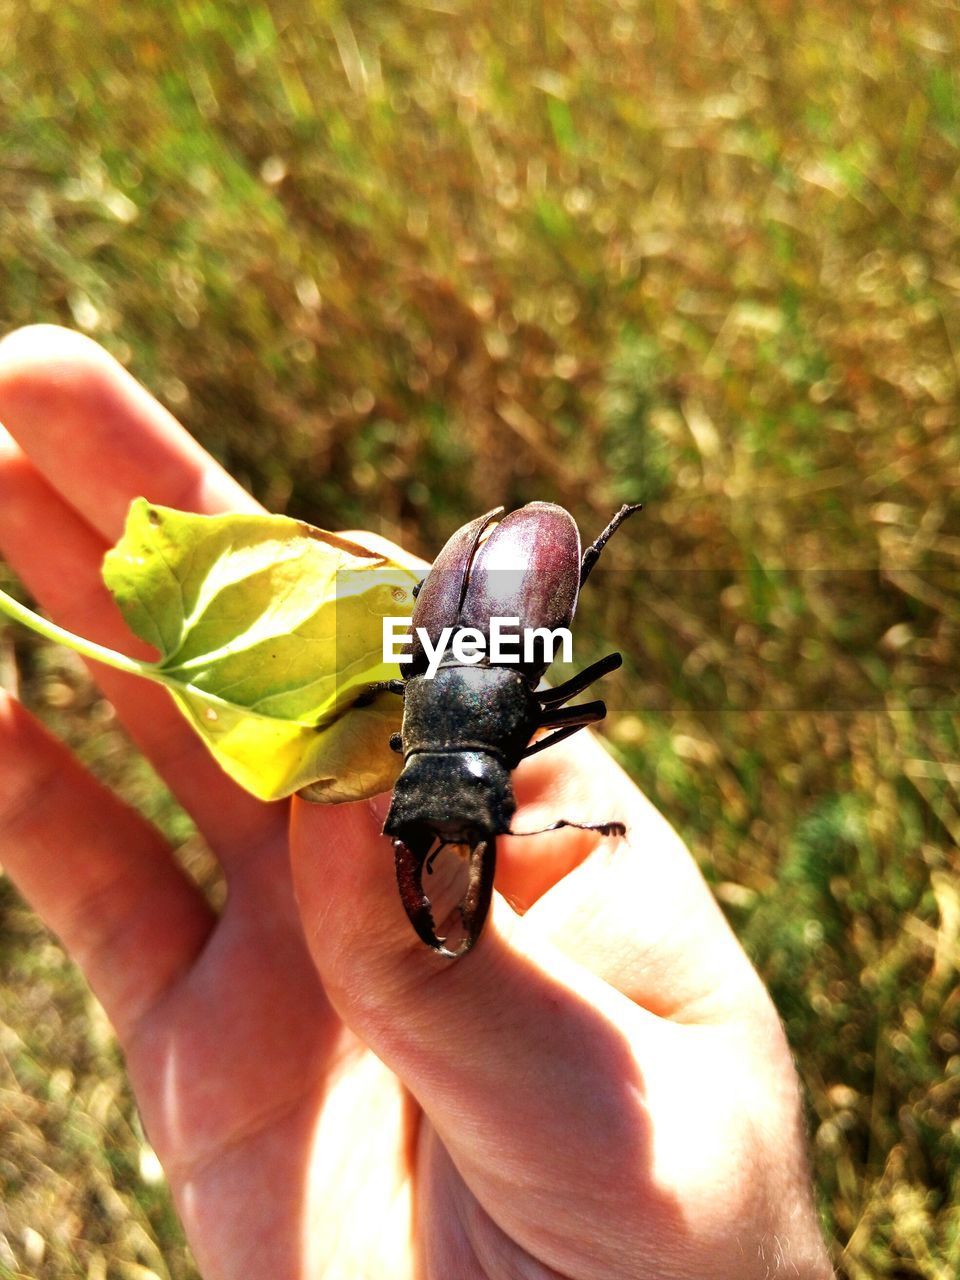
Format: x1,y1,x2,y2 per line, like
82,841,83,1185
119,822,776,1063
0,325,835,1280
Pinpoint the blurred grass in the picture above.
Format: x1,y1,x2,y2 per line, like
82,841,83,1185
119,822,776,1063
0,0,958,1275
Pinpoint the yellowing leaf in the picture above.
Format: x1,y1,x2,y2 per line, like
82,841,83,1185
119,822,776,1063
99,500,420,802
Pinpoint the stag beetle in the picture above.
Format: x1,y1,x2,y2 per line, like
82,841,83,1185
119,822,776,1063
373,501,641,958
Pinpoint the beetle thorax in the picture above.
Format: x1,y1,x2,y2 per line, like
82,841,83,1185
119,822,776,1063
399,665,540,768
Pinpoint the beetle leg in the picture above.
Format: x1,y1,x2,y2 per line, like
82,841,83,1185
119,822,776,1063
521,720,593,759
509,818,627,838
536,699,607,730
424,840,452,874
523,701,607,761
354,678,406,707
579,502,643,587
537,651,622,707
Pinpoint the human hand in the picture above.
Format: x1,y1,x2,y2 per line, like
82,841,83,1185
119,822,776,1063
0,326,833,1279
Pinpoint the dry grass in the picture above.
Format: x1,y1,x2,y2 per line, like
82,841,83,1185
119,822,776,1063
1,1,959,1275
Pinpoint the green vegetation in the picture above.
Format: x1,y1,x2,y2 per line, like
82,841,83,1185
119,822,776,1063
1,1,958,1275
0,500,419,801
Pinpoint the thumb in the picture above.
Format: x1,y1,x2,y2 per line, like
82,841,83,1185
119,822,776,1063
288,796,674,1263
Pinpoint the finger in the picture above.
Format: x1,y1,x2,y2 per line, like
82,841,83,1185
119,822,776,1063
291,792,804,1276
0,325,259,541
518,783,771,1024
0,430,284,865
290,797,683,1272
0,690,214,1040
507,736,767,1022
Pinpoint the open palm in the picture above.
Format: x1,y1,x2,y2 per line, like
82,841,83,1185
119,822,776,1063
0,326,833,1279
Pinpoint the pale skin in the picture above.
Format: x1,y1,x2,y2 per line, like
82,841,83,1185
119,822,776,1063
0,325,834,1280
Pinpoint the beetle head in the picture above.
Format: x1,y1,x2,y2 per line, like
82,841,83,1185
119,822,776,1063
383,750,513,957
383,748,515,841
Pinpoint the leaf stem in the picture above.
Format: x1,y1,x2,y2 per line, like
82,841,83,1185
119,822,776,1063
0,586,167,685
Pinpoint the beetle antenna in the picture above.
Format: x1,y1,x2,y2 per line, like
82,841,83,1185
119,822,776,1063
509,818,626,839
580,502,642,587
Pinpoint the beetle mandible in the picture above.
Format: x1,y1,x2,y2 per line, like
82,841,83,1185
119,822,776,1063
374,500,641,958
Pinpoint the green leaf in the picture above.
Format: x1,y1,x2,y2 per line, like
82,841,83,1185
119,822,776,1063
101,499,420,801
0,500,421,803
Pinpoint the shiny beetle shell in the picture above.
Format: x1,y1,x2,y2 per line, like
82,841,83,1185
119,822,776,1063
410,502,583,681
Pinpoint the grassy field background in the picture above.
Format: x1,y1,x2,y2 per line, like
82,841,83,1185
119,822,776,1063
1,1,959,1275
